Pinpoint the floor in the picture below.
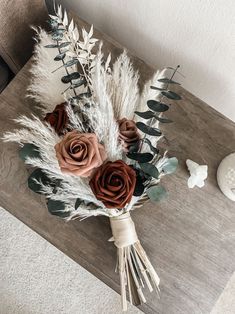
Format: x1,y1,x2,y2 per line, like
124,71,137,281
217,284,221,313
0,207,234,314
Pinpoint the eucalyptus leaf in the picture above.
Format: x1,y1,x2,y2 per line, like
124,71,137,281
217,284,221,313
133,176,145,196
136,122,162,136
64,59,79,67
128,141,140,153
19,143,41,162
150,86,165,91
155,116,173,123
61,72,81,83
143,138,159,154
134,110,155,119
71,79,86,88
47,199,70,218
55,28,66,34
44,44,58,48
52,33,63,41
162,90,181,100
147,185,167,202
73,92,92,100
127,152,153,163
158,78,180,85
147,100,169,112
28,169,51,194
162,157,178,174
59,41,71,48
140,163,159,179
54,53,66,61
75,198,82,210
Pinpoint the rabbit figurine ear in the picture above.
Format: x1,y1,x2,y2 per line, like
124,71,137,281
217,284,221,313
217,153,235,201
186,159,208,188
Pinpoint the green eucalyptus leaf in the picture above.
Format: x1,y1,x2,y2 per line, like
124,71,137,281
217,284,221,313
127,152,153,163
140,163,159,179
136,122,162,136
19,143,41,162
162,90,181,100
59,41,71,48
134,110,155,119
71,79,86,88
133,176,145,196
147,100,169,112
61,72,81,83
64,59,79,67
150,86,165,91
147,185,167,202
73,91,92,100
54,53,66,61
162,157,178,174
155,116,173,123
143,138,159,154
44,44,58,48
55,28,66,34
28,169,51,194
75,198,82,210
158,78,180,85
47,199,70,218
128,141,140,153
52,33,63,41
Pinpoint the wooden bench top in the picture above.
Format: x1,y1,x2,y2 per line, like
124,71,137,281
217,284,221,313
0,14,235,314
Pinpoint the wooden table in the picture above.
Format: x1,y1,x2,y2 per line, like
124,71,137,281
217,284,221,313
1,15,235,314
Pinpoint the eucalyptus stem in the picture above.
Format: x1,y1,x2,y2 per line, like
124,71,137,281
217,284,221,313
149,65,180,127
56,39,77,97
139,65,180,153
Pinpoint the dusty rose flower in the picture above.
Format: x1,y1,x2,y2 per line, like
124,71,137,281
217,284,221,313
55,130,107,177
118,118,140,151
89,160,136,209
44,102,68,135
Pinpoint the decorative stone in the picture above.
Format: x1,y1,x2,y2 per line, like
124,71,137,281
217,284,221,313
217,153,235,201
186,159,208,188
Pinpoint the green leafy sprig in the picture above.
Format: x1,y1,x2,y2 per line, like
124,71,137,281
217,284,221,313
128,66,182,203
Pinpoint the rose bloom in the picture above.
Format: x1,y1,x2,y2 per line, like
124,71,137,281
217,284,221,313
55,130,107,177
44,102,68,135
118,118,140,151
89,160,136,209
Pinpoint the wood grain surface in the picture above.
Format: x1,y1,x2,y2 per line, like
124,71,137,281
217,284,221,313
0,14,235,314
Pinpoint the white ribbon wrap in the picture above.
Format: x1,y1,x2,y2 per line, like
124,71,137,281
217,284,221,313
110,212,138,248
109,212,160,312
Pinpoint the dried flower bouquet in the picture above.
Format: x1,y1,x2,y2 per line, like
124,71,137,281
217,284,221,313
3,5,182,311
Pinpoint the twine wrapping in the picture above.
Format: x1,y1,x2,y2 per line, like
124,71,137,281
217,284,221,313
109,212,160,312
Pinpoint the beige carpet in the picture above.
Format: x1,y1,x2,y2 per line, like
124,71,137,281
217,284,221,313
0,207,234,314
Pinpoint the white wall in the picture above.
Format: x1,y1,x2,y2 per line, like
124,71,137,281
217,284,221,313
60,0,235,121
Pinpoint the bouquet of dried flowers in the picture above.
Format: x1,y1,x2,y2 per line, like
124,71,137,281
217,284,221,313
3,5,182,311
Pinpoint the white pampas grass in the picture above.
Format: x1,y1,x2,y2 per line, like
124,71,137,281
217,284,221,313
108,50,139,120
88,45,122,160
27,28,66,112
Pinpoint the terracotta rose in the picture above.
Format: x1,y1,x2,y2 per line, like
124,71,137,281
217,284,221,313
44,102,68,135
118,118,140,151
89,160,136,209
55,130,107,177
